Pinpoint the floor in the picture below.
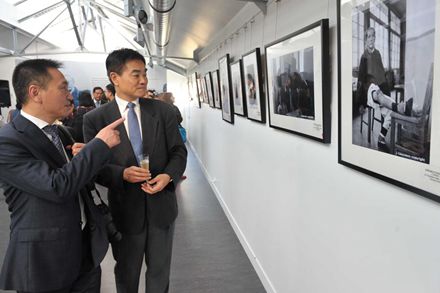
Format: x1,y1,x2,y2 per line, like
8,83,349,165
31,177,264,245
0,146,265,293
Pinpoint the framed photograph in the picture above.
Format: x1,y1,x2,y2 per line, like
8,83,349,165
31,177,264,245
190,72,201,108
205,72,215,107
231,59,247,116
219,54,234,124
265,19,330,143
201,76,209,104
211,70,222,109
338,0,440,200
243,48,265,123
195,76,203,107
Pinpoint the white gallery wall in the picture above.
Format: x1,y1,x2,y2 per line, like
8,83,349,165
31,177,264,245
187,1,440,293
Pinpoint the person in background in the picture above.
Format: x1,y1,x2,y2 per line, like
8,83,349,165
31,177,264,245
105,83,116,101
0,58,124,293
83,48,187,293
145,89,157,99
157,92,187,180
157,92,183,124
92,86,106,108
6,103,22,123
68,91,96,142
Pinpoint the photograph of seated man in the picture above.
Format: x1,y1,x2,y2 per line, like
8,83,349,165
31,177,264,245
351,0,434,163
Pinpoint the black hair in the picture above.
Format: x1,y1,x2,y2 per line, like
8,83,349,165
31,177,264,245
93,86,103,93
106,48,146,84
105,83,115,96
78,90,95,107
12,59,62,105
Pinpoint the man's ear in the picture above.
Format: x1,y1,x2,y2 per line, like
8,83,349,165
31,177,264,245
109,72,119,87
28,84,42,104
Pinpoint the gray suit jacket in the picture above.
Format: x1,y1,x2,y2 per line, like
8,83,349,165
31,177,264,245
83,98,187,234
0,115,111,292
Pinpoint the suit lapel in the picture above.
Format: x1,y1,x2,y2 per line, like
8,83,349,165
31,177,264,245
139,98,158,157
13,115,66,167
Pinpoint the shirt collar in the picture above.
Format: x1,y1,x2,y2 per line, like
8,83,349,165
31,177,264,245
20,110,51,130
115,95,140,114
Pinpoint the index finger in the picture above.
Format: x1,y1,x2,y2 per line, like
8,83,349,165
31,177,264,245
105,117,125,129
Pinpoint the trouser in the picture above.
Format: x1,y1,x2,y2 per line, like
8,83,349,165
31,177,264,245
112,222,175,293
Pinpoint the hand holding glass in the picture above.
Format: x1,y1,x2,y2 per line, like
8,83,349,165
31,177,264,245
138,154,150,172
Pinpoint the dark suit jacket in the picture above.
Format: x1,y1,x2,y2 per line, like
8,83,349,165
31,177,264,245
83,99,187,234
0,115,111,292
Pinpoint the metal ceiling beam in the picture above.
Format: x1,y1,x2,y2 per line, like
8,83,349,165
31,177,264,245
238,0,268,14
80,5,89,42
0,46,14,55
19,6,68,54
14,0,29,6
98,16,107,52
18,0,65,23
164,60,186,76
64,0,84,49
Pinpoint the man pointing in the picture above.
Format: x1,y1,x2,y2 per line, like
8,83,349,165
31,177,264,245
0,59,124,293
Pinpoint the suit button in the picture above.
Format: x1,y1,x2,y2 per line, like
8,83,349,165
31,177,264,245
89,223,97,231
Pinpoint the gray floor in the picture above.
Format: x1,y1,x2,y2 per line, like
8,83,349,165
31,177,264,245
0,146,265,293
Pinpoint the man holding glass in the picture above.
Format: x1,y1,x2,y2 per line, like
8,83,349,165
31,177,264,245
83,48,187,293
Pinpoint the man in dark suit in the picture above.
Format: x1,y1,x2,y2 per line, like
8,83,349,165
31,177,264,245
0,59,124,293
83,48,187,293
92,86,107,108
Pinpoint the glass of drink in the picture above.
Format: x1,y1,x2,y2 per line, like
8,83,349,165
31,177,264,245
138,154,150,172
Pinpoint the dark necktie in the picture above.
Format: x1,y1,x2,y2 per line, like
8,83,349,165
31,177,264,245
127,102,142,162
43,125,66,161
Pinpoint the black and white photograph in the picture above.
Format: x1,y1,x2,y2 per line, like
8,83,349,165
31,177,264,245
212,69,222,109
243,48,265,123
205,72,215,107
188,72,201,108
231,59,247,116
200,76,209,104
339,0,440,199
265,19,330,142
219,54,234,124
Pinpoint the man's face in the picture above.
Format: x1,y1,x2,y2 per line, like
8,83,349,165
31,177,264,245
40,68,73,120
112,60,148,101
104,89,113,100
366,30,375,50
93,89,103,101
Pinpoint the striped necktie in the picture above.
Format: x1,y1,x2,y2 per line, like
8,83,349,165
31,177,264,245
43,125,66,162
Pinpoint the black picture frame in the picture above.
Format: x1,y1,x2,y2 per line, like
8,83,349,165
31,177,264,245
243,48,265,123
231,59,247,116
265,19,330,143
205,72,215,108
212,69,222,109
219,54,234,124
338,0,440,201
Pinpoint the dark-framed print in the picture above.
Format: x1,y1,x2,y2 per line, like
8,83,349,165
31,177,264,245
219,54,234,124
265,19,330,143
201,75,209,104
338,0,440,201
205,72,215,107
212,70,222,109
243,48,265,123
191,72,201,108
231,59,247,116
195,76,203,106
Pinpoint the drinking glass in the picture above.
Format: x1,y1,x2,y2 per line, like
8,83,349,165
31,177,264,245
138,154,150,172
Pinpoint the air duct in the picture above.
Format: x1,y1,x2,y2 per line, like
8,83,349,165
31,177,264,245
148,0,175,59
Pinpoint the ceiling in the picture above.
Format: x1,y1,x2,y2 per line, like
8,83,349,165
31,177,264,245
0,0,248,73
